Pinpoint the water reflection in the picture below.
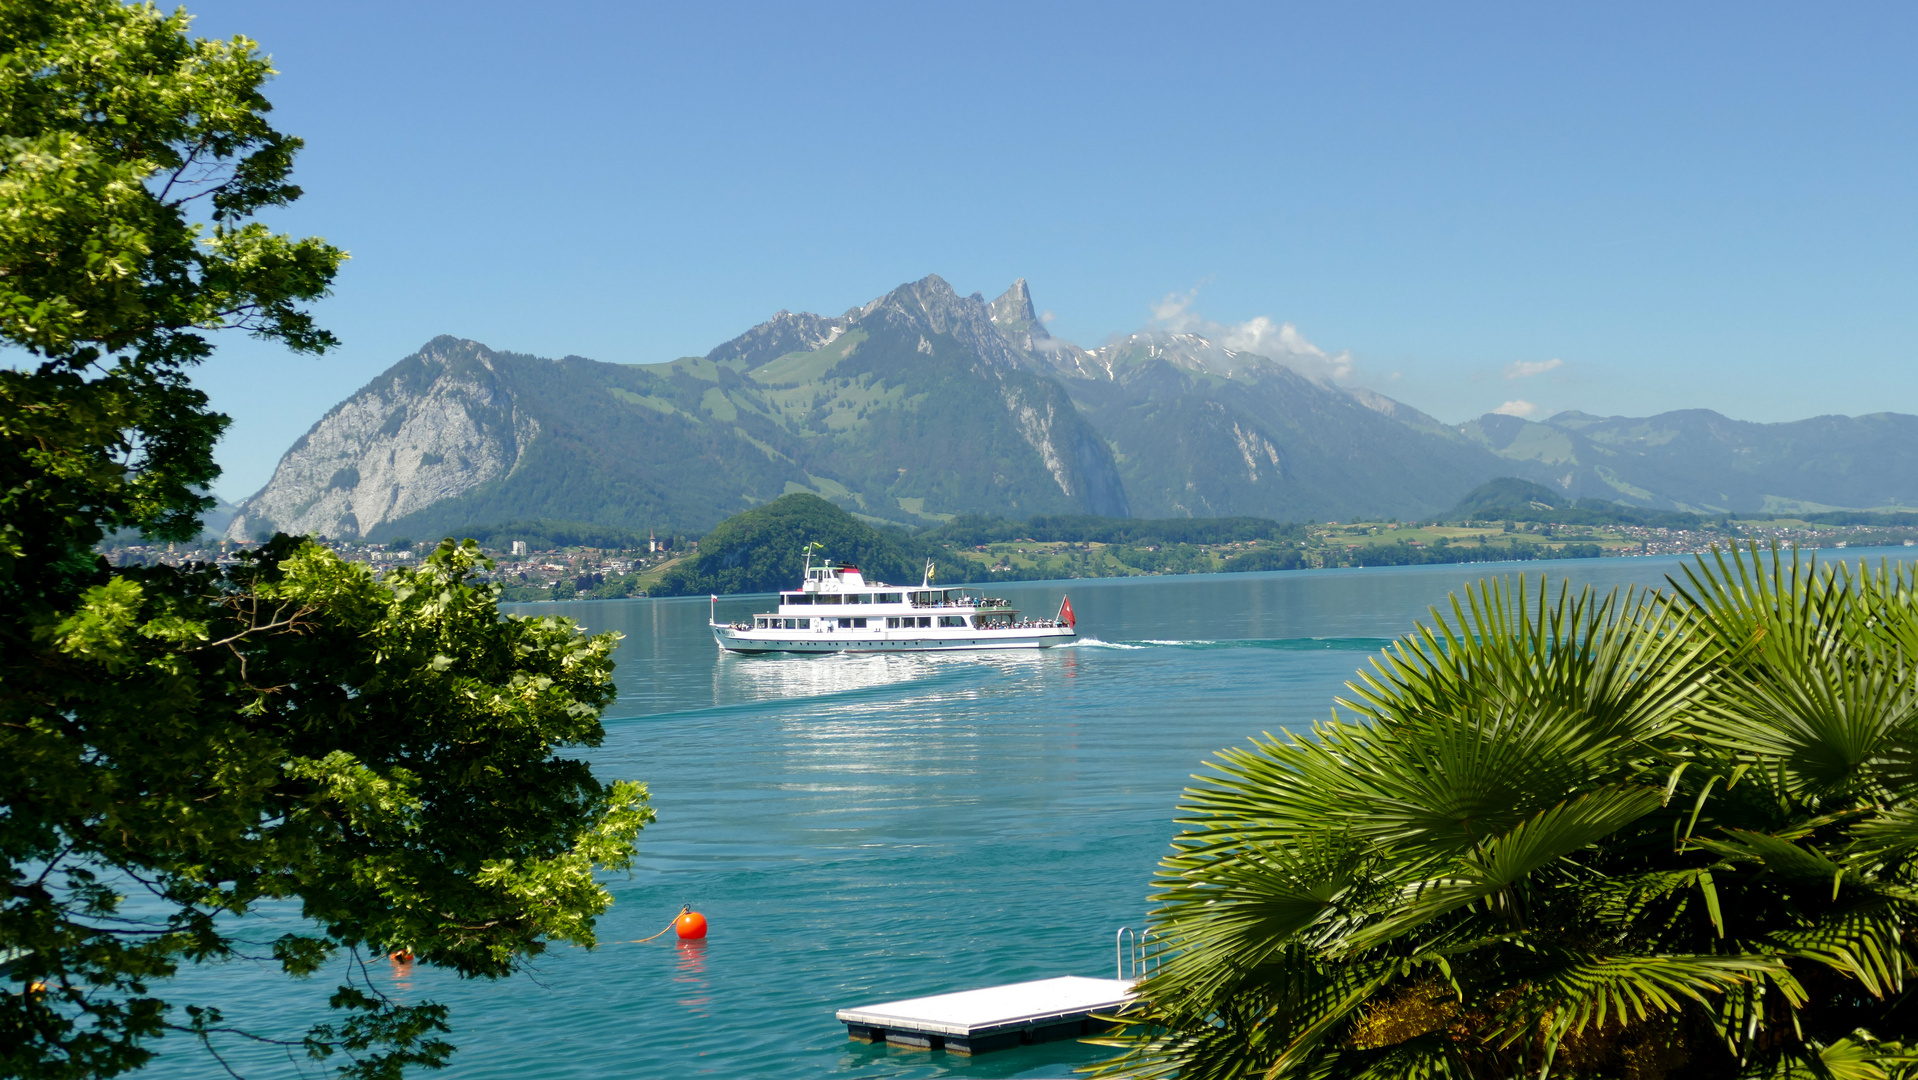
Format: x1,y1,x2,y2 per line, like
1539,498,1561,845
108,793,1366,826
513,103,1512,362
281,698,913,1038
674,939,711,1015
385,948,417,993
713,651,941,705
710,648,1059,711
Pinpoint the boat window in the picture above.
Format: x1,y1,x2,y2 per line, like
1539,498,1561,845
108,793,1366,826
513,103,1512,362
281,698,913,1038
755,617,767,628
848,617,867,628
852,593,871,604
786,593,811,605
797,618,810,629
911,591,935,605
886,617,899,628
939,615,966,628
876,592,901,604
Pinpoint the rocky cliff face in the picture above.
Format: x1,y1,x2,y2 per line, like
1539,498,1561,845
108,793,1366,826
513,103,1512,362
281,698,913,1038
226,338,537,540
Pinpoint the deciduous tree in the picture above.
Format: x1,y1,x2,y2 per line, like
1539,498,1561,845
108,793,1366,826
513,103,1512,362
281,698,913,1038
0,4,650,1077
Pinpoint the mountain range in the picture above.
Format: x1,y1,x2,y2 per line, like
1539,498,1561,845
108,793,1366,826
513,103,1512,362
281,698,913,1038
224,275,1918,542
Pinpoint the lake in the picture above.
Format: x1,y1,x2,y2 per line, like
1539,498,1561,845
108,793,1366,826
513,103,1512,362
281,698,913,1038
146,548,1916,1079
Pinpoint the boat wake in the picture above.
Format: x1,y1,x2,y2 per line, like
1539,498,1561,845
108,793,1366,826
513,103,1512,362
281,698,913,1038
1071,636,1394,652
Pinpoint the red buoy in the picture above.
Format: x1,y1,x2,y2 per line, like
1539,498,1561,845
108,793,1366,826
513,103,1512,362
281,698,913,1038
674,907,707,940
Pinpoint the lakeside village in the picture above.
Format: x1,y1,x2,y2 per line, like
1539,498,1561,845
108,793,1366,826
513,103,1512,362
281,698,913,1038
102,531,688,602
101,514,1918,601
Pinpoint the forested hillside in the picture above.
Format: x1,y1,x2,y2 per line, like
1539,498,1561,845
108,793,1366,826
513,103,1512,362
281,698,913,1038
651,494,951,597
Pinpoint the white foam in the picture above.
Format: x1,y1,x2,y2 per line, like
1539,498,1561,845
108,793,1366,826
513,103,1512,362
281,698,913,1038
1065,638,1148,650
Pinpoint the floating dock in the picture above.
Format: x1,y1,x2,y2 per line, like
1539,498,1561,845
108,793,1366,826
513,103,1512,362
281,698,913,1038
837,975,1137,1055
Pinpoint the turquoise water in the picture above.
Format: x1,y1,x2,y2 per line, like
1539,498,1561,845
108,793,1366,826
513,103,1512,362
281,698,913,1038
145,550,1918,1079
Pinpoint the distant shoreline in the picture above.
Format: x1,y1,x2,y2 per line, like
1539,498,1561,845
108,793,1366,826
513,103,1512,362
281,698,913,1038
502,542,1918,605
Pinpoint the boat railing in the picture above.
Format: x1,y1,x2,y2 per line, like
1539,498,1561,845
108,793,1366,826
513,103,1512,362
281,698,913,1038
727,617,1070,632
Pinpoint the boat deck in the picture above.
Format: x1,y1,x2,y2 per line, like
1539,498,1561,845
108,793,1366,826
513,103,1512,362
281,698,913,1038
836,975,1136,1055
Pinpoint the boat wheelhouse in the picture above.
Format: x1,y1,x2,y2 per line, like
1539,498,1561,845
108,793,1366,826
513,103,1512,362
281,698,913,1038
710,555,1076,654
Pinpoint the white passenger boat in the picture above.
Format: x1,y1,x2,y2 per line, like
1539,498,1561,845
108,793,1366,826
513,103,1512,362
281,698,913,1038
710,554,1077,654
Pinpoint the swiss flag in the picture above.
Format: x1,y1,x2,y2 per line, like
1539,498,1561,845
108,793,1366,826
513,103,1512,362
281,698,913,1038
1058,595,1076,628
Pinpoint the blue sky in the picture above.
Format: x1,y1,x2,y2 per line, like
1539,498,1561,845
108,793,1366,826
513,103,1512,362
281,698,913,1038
181,1,1918,500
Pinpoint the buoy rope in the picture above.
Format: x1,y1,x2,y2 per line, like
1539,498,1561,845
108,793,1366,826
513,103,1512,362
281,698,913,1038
615,905,691,945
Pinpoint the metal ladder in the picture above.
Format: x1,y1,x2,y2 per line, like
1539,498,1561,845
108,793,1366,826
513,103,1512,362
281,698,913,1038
1115,926,1159,981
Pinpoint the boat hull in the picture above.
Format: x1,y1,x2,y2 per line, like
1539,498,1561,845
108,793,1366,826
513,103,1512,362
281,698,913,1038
712,624,1075,654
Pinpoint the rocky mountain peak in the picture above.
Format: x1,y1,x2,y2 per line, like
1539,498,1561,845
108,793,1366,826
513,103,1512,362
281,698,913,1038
706,309,852,370
716,275,1062,375
859,273,966,321
844,274,1032,370
1075,330,1280,383
988,278,1052,352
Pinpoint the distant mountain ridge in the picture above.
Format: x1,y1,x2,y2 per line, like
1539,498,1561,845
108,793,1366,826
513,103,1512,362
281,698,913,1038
228,275,1918,541
1458,409,1918,513
228,276,1128,542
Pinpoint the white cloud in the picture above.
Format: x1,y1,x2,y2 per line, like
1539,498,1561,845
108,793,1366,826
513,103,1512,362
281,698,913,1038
1148,288,1356,382
1493,399,1542,418
1150,288,1202,330
1503,358,1564,379
1039,309,1056,324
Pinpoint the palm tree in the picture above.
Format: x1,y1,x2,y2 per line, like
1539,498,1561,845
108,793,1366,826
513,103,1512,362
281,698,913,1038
1096,546,1918,1079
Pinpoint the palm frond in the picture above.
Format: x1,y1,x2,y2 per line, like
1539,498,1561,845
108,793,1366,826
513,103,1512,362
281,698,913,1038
1499,952,1779,1041
1341,786,1666,952
1848,803,1918,867
1673,544,1918,800
1761,901,1909,998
